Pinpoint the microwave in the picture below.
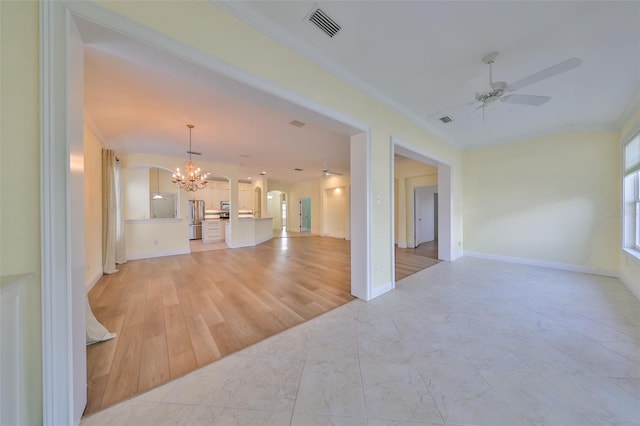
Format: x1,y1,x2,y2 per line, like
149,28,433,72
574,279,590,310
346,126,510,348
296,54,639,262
220,201,229,211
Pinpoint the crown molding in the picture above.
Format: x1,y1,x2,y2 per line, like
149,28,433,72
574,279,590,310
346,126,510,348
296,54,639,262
212,1,454,146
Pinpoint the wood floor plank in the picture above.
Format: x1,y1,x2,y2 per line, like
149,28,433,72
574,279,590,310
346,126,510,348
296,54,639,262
99,323,144,408
85,374,109,416
208,322,244,356
258,291,306,327
85,234,354,416
185,313,222,366
138,334,170,391
86,313,125,379
395,240,440,281
168,350,198,379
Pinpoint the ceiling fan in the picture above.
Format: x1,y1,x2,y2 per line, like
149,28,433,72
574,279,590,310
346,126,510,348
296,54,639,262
475,52,582,107
321,159,343,177
433,52,582,120
321,168,343,177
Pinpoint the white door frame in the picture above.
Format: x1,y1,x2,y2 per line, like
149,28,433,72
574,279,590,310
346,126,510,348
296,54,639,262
414,185,437,247
40,2,371,424
391,137,454,288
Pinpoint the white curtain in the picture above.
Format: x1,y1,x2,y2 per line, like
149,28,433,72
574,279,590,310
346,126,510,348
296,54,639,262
115,161,126,265
102,149,119,274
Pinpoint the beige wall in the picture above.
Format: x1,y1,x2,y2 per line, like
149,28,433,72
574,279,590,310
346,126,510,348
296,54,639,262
96,0,464,289
288,179,322,234
321,174,351,239
120,152,244,258
620,108,640,296
0,1,42,423
84,124,104,289
463,131,621,273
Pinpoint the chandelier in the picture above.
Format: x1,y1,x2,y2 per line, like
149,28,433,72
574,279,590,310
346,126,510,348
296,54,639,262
172,124,208,192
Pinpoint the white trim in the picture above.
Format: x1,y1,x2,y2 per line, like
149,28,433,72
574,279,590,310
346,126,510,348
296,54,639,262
40,2,75,424
618,88,640,138
213,1,629,151
621,122,640,149
463,251,619,278
392,137,455,261
370,281,393,300
213,1,452,146
349,132,371,301
42,4,375,420
126,248,191,261
622,247,640,261
619,273,640,300
390,140,396,290
70,2,370,136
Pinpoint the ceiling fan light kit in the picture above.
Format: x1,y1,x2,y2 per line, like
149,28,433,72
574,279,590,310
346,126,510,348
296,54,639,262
435,51,582,122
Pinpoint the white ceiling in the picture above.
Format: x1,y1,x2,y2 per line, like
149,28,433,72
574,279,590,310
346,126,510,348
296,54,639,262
80,1,640,183
78,18,354,185
219,0,640,149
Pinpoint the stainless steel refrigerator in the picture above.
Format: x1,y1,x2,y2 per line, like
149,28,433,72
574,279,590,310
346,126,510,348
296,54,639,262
189,200,205,240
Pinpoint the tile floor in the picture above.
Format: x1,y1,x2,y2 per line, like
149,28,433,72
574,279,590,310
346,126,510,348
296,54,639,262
81,257,640,426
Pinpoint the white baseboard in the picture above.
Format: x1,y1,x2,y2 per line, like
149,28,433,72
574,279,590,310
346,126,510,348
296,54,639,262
126,248,190,261
369,280,392,300
620,276,640,300
85,271,103,292
463,251,619,277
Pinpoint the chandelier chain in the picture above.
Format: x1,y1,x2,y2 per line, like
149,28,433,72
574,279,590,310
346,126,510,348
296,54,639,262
172,124,208,192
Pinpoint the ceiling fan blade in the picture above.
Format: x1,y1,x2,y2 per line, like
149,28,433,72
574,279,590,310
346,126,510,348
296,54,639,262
321,169,343,176
501,94,551,106
507,57,582,92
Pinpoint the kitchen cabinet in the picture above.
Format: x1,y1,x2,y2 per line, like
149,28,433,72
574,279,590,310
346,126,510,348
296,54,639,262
201,186,214,210
239,183,252,210
202,220,224,243
210,181,229,210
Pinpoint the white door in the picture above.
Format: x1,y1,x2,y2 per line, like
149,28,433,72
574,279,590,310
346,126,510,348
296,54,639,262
414,185,437,247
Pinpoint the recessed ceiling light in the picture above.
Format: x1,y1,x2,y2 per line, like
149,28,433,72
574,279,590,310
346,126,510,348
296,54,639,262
247,176,252,180
260,171,267,175
294,168,304,172
289,120,306,128
439,116,452,123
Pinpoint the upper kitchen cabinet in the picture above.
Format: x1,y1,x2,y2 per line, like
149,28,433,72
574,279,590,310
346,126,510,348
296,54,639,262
239,182,252,210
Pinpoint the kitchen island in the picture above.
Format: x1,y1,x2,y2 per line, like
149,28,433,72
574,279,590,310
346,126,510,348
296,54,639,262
225,217,273,248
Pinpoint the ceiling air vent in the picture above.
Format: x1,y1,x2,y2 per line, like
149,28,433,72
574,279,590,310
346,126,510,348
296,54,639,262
289,120,306,127
439,116,453,124
308,8,341,38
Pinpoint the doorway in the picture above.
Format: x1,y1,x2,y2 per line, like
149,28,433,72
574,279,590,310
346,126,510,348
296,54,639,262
392,140,453,286
299,197,311,232
414,185,438,247
281,194,287,231
42,4,372,423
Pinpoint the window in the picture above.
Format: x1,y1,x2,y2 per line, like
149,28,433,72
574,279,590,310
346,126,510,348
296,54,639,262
623,132,640,252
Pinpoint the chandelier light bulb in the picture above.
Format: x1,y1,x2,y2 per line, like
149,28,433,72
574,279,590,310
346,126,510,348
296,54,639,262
172,125,209,192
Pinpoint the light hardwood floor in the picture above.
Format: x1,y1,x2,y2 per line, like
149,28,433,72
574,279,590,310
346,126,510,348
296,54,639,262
86,234,440,416
394,240,440,281
86,235,352,416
